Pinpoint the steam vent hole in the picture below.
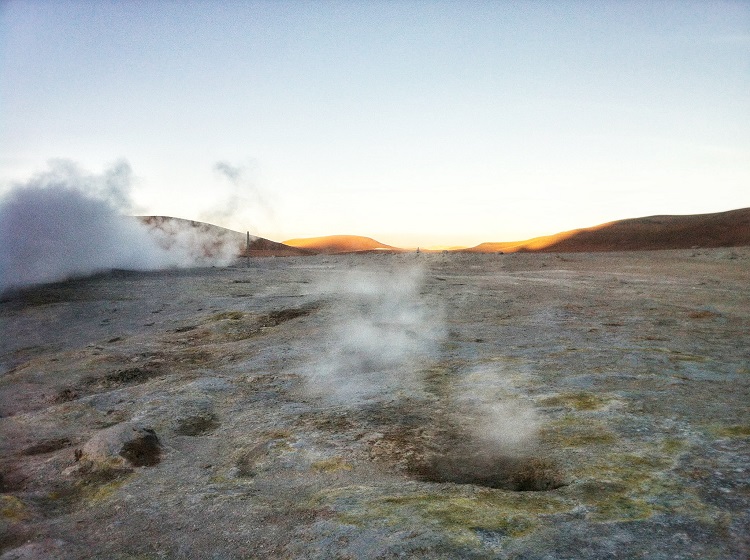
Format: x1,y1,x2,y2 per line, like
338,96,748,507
410,453,566,492
119,429,162,467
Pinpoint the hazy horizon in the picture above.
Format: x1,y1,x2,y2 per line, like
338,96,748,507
2,1,749,247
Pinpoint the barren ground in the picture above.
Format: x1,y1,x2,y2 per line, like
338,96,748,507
1,249,749,559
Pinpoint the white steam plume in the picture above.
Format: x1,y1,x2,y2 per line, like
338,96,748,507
304,264,549,481
459,400,540,456
453,364,542,456
304,265,445,405
208,160,274,234
142,217,243,268
0,160,239,292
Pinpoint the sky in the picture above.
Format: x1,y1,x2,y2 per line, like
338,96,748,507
1,0,749,248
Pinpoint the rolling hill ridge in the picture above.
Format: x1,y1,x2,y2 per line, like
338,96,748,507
142,207,750,257
463,207,750,253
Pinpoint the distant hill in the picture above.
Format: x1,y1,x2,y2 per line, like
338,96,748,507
282,235,403,254
140,207,750,258
464,208,750,253
139,216,313,257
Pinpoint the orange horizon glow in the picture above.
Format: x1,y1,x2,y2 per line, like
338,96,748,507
282,223,615,253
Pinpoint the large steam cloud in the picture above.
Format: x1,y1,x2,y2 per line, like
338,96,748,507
0,160,240,293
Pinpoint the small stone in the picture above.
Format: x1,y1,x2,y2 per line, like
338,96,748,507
81,422,162,468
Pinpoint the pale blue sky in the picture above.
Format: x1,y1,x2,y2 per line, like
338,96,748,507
2,0,748,247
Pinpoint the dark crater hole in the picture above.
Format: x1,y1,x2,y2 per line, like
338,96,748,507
368,414,567,492
174,413,220,436
119,429,162,467
410,452,566,491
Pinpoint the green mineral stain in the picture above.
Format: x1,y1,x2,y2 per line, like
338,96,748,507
210,311,245,321
541,416,617,447
573,476,655,522
709,424,750,438
569,446,720,523
319,487,571,546
85,474,133,503
661,437,687,454
540,391,608,411
1,495,29,521
311,457,353,473
590,494,654,521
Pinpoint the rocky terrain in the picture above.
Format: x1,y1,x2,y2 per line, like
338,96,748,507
1,248,748,559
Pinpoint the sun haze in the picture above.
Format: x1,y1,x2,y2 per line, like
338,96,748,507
1,1,748,247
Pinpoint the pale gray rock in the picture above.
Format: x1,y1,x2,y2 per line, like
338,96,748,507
80,422,161,468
